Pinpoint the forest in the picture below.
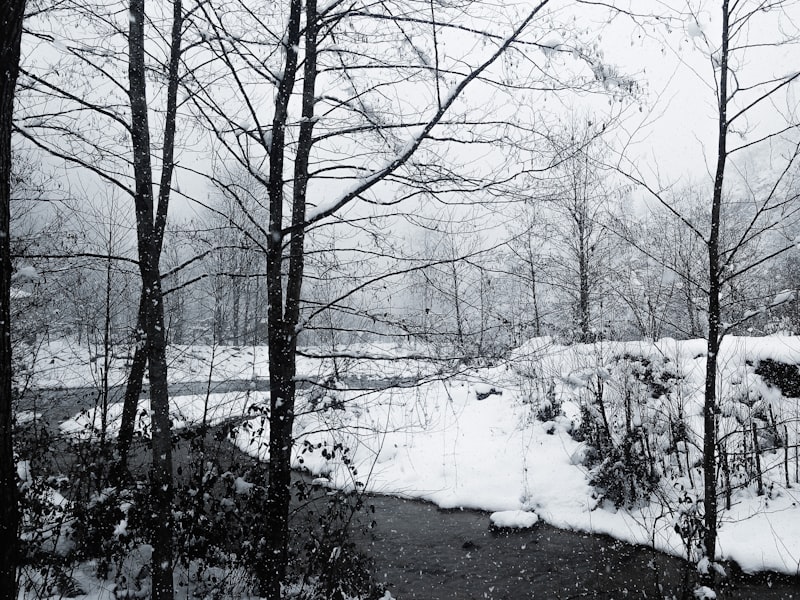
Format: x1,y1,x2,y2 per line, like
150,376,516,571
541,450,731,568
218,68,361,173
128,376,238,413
1,0,800,599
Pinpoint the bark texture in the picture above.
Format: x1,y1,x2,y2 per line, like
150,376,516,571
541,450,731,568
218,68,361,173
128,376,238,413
128,1,176,597
702,0,730,568
0,2,25,598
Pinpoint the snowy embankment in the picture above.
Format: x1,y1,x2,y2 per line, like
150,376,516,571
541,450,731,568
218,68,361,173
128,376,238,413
28,339,441,388
51,336,800,577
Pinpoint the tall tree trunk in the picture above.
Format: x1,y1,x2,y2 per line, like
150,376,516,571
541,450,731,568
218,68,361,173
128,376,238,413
0,2,25,598
478,273,487,355
243,275,251,345
101,241,113,445
232,279,240,345
263,0,315,595
685,284,698,337
128,1,175,597
450,262,465,352
703,0,730,571
214,279,224,342
115,0,183,482
527,247,541,337
579,252,590,338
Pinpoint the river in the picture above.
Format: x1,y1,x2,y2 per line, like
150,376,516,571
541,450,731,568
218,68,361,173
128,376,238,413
20,383,800,599
360,495,799,599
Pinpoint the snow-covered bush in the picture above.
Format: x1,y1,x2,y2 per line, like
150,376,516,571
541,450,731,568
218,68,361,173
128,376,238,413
15,413,87,598
535,379,563,423
517,370,563,424
572,353,681,508
590,429,661,508
291,482,383,600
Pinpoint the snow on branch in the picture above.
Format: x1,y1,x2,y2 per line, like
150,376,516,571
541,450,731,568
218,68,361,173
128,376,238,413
290,0,555,232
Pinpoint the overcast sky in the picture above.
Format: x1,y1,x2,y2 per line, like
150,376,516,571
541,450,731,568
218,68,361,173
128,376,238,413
585,0,800,191
16,0,800,231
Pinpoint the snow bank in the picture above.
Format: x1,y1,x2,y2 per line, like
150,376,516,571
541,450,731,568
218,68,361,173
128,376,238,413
54,335,800,577
60,390,270,437
490,510,539,529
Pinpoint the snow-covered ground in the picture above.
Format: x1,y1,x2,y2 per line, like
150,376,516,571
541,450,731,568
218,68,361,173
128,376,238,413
43,336,800,577
27,339,443,389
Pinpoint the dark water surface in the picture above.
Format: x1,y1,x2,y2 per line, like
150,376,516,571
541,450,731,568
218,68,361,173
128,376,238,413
361,496,800,599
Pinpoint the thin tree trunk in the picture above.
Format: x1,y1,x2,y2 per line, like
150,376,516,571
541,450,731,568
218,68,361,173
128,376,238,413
115,0,183,483
528,249,541,337
0,2,25,598
478,273,487,355
113,293,147,484
243,274,251,345
702,0,730,571
578,232,591,340
232,279,240,345
451,262,465,352
214,280,224,342
101,241,113,445
685,284,698,337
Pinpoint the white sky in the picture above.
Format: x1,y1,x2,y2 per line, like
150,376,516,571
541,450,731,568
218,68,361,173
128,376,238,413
15,0,800,233
584,0,800,189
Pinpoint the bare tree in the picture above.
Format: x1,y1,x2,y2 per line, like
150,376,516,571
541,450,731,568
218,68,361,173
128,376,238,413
0,1,26,597
609,190,709,340
680,2,800,569
184,0,625,593
18,0,188,595
406,216,514,360
125,2,179,596
510,218,549,338
114,0,185,500
606,0,800,573
541,121,616,341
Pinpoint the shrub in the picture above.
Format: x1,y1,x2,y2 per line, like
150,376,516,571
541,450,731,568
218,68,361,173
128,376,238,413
590,429,660,508
571,353,679,508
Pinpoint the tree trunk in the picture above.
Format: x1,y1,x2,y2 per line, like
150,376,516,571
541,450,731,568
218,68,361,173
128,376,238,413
113,293,147,485
101,245,113,445
478,273,487,355
263,353,295,595
685,284,698,337
450,262,465,352
232,279,240,345
262,1,314,595
703,299,720,564
214,279,224,342
528,249,541,337
579,252,590,338
243,275,251,345
702,0,730,572
0,2,25,598
115,0,182,484
577,216,591,341
128,1,174,597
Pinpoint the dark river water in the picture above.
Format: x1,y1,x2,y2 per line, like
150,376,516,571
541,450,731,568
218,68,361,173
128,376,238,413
22,384,800,600
360,495,800,599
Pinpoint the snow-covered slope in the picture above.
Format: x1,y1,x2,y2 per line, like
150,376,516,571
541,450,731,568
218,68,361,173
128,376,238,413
52,335,800,576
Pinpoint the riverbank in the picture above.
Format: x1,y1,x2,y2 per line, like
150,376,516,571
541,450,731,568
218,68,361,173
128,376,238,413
23,336,800,587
